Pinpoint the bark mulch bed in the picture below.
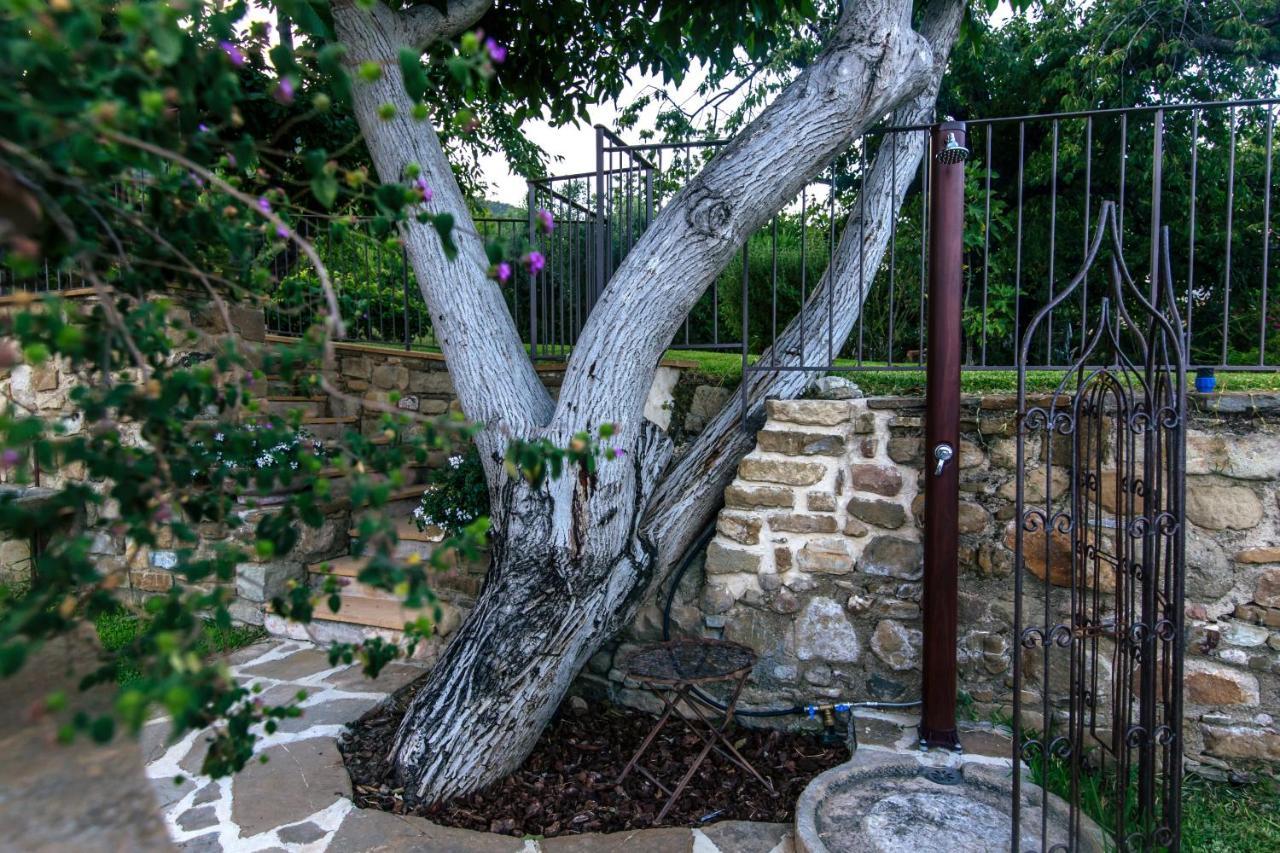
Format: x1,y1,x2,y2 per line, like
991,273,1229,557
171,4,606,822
339,682,849,838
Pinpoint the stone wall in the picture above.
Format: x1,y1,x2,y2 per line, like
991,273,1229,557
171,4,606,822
586,392,1280,772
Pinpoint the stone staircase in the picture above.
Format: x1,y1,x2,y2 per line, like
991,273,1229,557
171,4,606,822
254,376,488,651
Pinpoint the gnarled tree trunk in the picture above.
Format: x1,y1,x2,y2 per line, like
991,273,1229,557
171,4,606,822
332,0,962,804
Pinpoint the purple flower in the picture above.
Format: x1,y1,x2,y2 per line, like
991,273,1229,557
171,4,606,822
610,447,627,459
198,123,209,133
491,261,512,285
485,38,507,64
522,251,545,274
0,449,20,469
536,208,554,234
257,196,272,213
219,40,245,67
274,77,294,105
276,225,290,239
414,177,433,203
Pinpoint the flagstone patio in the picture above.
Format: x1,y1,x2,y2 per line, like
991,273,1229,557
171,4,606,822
143,639,795,852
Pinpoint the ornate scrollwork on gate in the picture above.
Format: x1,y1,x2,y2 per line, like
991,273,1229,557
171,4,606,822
1011,201,1186,851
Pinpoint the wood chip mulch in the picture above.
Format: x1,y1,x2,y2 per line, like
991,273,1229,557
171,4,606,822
339,681,849,837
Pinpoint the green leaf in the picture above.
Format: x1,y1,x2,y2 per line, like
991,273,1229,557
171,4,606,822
431,213,457,260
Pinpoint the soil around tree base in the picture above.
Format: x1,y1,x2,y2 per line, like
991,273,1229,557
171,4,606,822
339,679,849,838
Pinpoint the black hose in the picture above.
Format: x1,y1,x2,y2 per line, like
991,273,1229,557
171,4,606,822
659,521,923,718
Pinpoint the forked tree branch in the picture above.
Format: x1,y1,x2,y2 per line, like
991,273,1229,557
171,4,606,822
552,0,933,435
643,0,967,570
400,0,493,50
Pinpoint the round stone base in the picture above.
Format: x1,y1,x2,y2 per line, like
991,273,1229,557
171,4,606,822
794,749,1106,853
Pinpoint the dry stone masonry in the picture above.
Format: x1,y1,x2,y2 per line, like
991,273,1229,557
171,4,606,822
589,392,1280,775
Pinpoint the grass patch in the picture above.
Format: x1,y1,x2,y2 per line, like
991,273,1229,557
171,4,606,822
94,608,266,684
1030,748,1280,851
667,349,1280,396
314,337,1280,397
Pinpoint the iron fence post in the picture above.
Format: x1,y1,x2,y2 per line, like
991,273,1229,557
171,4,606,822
920,120,966,751
401,244,411,351
595,124,606,306
527,182,538,359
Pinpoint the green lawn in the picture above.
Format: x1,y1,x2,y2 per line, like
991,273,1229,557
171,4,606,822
315,337,1280,397
665,349,1280,397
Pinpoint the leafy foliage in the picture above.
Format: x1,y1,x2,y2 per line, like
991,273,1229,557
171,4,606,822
0,0,603,781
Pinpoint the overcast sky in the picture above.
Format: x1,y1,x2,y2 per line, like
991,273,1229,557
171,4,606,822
477,64,725,206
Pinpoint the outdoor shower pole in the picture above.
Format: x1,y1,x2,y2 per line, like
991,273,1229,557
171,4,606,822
920,120,967,751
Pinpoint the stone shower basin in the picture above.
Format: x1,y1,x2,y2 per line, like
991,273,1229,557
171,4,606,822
794,749,1106,853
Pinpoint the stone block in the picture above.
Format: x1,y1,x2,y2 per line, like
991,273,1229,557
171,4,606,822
705,541,761,575
1187,535,1234,601
770,513,839,535
130,569,172,593
1001,520,1114,591
794,597,860,662
228,305,266,343
887,435,921,464
774,547,793,572
910,495,990,533
642,365,680,430
997,465,1069,503
847,496,907,529
407,370,453,395
725,484,794,509
795,538,855,574
1202,724,1280,761
1186,480,1264,530
340,357,371,380
858,535,923,580
853,411,877,434
843,517,870,537
870,619,922,670
236,561,304,604
702,584,735,614
370,363,410,391
686,385,732,434
716,512,762,545
1257,570,1280,608
766,398,852,426
738,458,827,486
859,437,878,458
806,491,837,512
848,464,902,497
756,430,845,457
1235,547,1280,564
1185,659,1260,705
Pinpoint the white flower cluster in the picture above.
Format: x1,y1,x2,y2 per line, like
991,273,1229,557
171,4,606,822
189,424,324,476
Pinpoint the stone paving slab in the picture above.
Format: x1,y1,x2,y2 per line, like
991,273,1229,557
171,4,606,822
143,639,798,852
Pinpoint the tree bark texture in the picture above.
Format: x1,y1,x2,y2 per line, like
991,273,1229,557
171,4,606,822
331,0,962,804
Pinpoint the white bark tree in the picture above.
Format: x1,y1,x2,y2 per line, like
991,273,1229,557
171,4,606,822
331,0,964,803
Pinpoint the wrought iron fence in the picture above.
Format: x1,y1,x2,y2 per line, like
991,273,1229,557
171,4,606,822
600,97,1280,375
6,98,1277,375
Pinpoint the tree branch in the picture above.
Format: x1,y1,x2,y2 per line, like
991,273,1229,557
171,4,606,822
643,0,967,571
553,0,933,436
400,0,493,50
332,1,554,444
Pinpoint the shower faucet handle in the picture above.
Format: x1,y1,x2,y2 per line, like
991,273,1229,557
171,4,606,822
932,443,954,476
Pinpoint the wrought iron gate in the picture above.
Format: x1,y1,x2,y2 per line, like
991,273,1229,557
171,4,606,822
1012,201,1186,851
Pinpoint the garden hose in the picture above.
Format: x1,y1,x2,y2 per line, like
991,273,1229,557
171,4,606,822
658,521,923,718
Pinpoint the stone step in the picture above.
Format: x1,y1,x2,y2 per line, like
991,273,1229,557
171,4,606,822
262,395,328,418
311,589,462,635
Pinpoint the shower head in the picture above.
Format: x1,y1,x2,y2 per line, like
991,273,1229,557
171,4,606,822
935,131,970,164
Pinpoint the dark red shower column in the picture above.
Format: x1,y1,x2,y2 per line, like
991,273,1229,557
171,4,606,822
920,120,967,751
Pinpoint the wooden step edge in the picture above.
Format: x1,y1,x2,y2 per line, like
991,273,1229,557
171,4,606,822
310,592,437,631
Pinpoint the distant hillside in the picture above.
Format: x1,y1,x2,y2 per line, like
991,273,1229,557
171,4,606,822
481,200,524,219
